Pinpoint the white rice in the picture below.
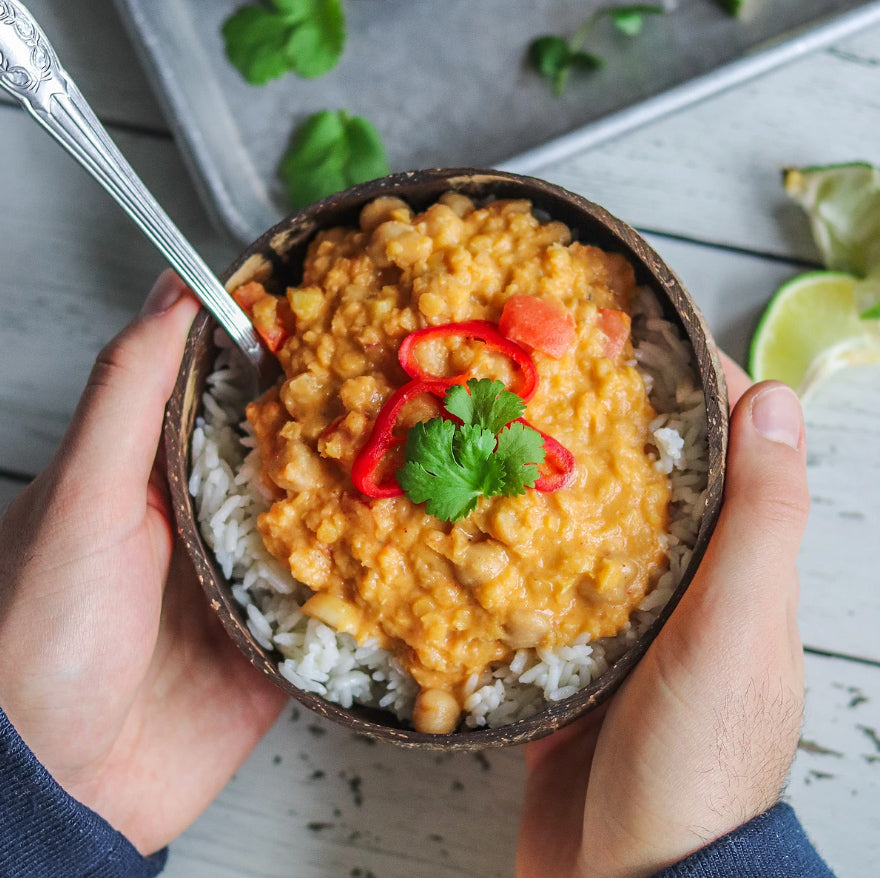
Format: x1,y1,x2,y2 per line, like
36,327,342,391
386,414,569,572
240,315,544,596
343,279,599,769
189,286,709,729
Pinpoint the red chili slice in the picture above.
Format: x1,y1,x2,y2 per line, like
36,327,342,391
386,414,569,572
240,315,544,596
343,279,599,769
397,321,539,401
516,419,577,492
350,378,454,498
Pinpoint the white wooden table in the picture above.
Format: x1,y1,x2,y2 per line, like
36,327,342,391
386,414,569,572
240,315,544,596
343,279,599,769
2,3,879,876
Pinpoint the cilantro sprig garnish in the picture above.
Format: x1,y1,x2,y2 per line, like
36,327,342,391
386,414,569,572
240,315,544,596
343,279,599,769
529,4,665,97
397,379,545,522
222,0,346,85
280,110,390,208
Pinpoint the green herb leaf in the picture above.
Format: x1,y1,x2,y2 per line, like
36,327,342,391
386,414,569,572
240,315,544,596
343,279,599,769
444,379,527,435
280,109,390,208
607,5,665,36
397,420,506,522
494,421,545,496
222,0,346,85
529,4,661,96
528,35,576,97
397,380,546,522
717,0,745,15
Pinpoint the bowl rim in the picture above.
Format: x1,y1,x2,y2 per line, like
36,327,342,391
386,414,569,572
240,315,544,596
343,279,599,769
164,167,728,750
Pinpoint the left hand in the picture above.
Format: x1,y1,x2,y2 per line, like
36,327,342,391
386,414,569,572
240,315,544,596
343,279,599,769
0,271,288,855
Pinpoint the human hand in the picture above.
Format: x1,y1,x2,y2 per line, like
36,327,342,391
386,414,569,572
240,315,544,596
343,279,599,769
517,354,810,877
0,272,287,855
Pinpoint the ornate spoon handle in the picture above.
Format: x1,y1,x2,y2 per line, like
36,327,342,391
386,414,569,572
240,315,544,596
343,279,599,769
0,0,271,380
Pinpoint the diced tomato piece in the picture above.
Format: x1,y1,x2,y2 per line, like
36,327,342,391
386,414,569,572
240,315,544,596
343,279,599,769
498,295,576,359
232,281,296,353
231,281,266,310
597,308,631,360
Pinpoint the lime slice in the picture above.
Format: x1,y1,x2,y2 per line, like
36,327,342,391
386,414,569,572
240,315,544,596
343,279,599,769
749,271,880,395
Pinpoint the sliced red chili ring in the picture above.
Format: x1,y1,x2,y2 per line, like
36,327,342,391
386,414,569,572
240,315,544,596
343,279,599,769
350,378,454,498
515,418,577,492
397,320,539,401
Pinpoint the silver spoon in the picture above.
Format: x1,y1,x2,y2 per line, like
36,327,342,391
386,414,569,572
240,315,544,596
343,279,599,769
0,0,276,388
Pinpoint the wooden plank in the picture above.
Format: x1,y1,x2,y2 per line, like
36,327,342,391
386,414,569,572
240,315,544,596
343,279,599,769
789,652,880,874
161,653,880,878
535,25,880,262
164,706,523,878
0,0,167,132
0,104,234,475
798,366,880,662
642,234,800,366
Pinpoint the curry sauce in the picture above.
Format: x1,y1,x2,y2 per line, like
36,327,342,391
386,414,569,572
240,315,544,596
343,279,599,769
244,194,670,733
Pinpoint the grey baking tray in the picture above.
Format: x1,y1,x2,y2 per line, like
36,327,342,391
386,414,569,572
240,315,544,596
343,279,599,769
113,0,880,244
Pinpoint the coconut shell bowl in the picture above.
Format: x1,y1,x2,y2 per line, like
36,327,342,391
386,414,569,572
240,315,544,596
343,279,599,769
164,168,728,751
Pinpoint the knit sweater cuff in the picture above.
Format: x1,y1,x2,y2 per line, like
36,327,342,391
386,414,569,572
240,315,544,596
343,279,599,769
651,802,835,878
0,706,167,878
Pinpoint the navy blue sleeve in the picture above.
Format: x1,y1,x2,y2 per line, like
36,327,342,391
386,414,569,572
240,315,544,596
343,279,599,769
651,802,836,878
0,706,167,878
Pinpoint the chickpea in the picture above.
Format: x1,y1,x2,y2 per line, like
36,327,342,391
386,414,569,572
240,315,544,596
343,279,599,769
301,592,361,637
367,220,415,268
456,540,509,589
503,609,552,650
413,688,461,735
422,203,465,246
438,191,475,217
359,196,412,234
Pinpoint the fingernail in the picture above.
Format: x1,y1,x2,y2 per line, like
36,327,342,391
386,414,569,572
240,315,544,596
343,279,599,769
751,384,802,450
141,270,184,317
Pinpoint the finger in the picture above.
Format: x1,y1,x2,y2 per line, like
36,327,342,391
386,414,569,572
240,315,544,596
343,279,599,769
718,350,752,409
57,272,200,519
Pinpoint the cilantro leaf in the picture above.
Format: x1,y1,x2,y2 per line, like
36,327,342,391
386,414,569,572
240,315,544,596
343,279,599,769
397,420,506,522
494,422,545,496
606,5,665,36
717,0,745,15
529,4,663,96
280,110,390,208
529,36,601,97
444,379,527,435
397,380,549,521
223,0,346,85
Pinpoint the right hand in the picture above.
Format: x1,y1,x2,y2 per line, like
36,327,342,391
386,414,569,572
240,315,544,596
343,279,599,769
517,355,810,877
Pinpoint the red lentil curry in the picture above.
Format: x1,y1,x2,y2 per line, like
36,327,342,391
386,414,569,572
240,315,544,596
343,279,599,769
236,193,670,734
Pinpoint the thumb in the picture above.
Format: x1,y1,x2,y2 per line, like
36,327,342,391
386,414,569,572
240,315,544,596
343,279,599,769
57,271,200,515
698,380,810,632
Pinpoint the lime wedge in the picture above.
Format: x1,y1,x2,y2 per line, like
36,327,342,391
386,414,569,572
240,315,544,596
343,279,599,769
783,162,880,278
749,271,880,396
